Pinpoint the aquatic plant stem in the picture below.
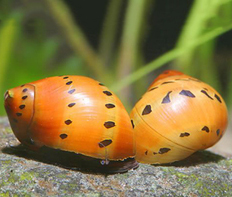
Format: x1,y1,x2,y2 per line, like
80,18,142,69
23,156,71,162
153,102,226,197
0,16,19,94
98,0,123,67
44,0,108,82
116,0,151,107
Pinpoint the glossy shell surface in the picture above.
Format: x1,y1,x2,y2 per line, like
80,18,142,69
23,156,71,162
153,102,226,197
130,70,228,164
4,76,135,161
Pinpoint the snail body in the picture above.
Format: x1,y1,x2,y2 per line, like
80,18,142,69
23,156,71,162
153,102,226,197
130,70,228,164
4,76,135,167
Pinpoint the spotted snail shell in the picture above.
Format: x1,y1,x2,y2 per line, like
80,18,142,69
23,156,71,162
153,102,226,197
4,76,135,163
130,70,228,164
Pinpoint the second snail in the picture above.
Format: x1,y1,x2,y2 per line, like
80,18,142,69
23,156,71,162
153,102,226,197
131,70,228,164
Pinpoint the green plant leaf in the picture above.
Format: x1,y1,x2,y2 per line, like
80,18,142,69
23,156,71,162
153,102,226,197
110,22,232,92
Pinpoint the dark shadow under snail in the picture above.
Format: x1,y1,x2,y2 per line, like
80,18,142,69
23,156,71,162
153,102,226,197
2,144,139,174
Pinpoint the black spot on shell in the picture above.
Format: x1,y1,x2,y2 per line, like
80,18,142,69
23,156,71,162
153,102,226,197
68,103,76,107
180,132,190,137
66,81,73,85
214,94,222,103
161,91,172,104
153,152,157,155
201,90,213,100
216,129,220,136
20,84,25,87
104,121,115,128
103,91,112,96
68,89,75,94
16,113,22,117
142,105,152,115
65,119,72,125
22,95,28,100
99,83,104,86
158,148,171,154
179,90,195,98
13,118,18,123
202,126,210,133
60,134,68,139
131,120,134,128
149,87,158,91
63,76,69,79
22,88,28,93
98,139,113,148
19,105,25,109
161,81,174,85
145,150,148,155
105,103,115,109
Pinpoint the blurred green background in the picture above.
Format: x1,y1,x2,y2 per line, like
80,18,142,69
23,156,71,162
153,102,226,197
1,0,232,115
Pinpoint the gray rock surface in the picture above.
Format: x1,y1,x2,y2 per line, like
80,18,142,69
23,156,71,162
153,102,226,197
0,116,232,196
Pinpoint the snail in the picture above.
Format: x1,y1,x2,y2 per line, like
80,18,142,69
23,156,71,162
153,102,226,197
130,70,228,164
4,75,137,173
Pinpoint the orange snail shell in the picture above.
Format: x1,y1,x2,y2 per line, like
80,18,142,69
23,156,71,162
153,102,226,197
130,70,228,164
4,76,135,164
